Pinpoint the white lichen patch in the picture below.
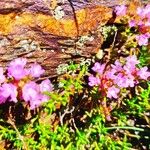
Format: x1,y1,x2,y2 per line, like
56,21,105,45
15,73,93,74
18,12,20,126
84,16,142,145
0,38,10,47
76,35,94,47
56,63,69,74
99,25,117,40
16,39,40,51
61,49,65,53
52,6,65,20
50,50,55,52
80,58,92,67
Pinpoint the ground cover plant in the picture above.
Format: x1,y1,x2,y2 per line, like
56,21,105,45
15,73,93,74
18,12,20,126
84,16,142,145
0,2,150,150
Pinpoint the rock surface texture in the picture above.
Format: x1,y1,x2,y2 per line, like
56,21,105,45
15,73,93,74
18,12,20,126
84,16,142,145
0,0,148,77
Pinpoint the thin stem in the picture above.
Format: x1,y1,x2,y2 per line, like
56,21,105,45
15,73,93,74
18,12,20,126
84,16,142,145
105,126,145,132
8,117,28,150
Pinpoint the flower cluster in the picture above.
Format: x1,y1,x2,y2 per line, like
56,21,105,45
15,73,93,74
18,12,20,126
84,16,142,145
135,5,150,46
115,5,127,16
89,55,150,99
115,4,150,46
0,58,53,109
136,33,150,46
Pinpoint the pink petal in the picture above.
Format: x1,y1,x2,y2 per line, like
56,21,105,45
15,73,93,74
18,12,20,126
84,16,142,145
137,67,150,80
9,58,27,68
129,20,136,27
107,86,120,99
92,62,106,75
7,66,28,80
29,64,45,78
115,5,127,16
40,79,53,92
88,75,100,86
22,81,40,102
136,34,149,46
0,83,17,103
0,67,6,84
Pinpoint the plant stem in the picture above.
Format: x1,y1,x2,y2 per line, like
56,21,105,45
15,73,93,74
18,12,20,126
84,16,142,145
8,117,28,150
105,126,145,132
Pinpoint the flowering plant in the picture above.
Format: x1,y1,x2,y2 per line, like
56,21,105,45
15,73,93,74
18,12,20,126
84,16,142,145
0,58,53,109
89,55,150,99
115,4,150,46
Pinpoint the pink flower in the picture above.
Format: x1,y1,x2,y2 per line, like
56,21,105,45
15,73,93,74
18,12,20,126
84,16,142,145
136,6,150,18
145,33,150,38
145,20,150,27
0,58,53,108
7,58,28,80
143,5,150,18
137,5,150,18
111,60,123,72
22,81,42,109
129,20,136,27
40,79,53,102
0,67,6,84
29,100,42,110
29,63,45,78
126,55,139,64
137,7,145,18
22,80,52,109
0,95,7,104
8,65,28,80
9,58,27,68
136,34,149,46
88,75,100,86
114,74,135,88
105,69,116,80
137,66,150,80
0,83,17,103
107,86,120,99
92,62,106,74
40,79,53,92
111,55,140,88
124,55,139,73
115,5,127,16
89,55,149,99
22,81,41,102
138,21,144,26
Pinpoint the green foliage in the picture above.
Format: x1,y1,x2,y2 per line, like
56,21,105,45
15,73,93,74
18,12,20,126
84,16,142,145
139,46,150,66
125,82,150,116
